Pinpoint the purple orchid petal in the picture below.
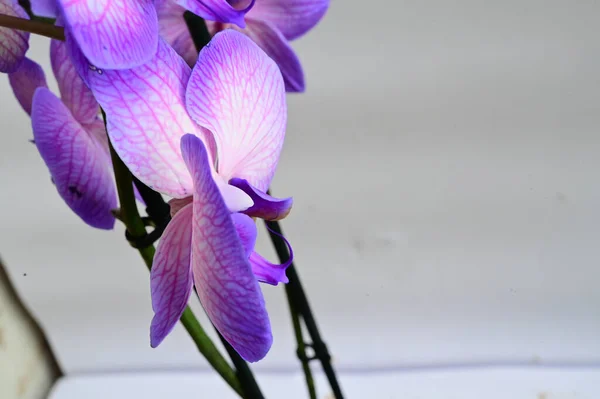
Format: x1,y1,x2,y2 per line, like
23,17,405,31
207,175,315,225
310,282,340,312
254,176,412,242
57,0,158,69
156,0,198,66
215,178,253,213
231,213,257,257
229,178,292,221
186,29,287,193
68,36,205,198
0,0,29,73
8,57,48,115
51,39,99,124
30,0,58,17
181,133,272,362
176,0,254,29
249,251,290,285
31,87,116,229
243,18,304,92
248,0,329,41
150,202,194,347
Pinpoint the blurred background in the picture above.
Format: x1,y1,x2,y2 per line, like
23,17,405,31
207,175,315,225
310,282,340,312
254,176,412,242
1,0,600,397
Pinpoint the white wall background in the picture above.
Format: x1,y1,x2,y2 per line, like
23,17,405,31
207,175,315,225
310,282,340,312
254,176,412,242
1,0,600,396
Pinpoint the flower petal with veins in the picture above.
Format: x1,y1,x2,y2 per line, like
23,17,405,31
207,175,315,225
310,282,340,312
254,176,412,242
57,0,158,69
150,202,194,347
68,37,203,198
243,18,304,92
0,0,29,73
181,133,272,362
186,29,286,192
8,57,48,115
31,88,116,229
156,0,198,66
248,0,329,41
51,39,99,124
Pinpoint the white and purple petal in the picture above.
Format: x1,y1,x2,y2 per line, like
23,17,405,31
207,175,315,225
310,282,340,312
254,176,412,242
229,178,292,221
31,87,116,229
186,29,287,192
181,133,272,362
8,57,48,115
176,0,253,29
248,0,329,41
51,39,99,124
69,37,202,198
57,0,159,69
0,0,29,73
231,212,257,257
243,19,304,92
150,202,194,347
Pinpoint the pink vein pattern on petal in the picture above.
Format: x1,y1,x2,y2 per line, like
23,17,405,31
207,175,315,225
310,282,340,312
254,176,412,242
248,0,329,41
176,0,253,29
181,134,272,362
57,0,158,69
51,39,99,124
186,30,287,192
156,0,198,66
8,57,48,115
31,88,116,229
242,19,304,92
150,202,194,347
30,0,58,17
0,0,29,73
69,38,199,198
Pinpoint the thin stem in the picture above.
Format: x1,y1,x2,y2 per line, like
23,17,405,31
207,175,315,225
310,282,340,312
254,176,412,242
217,330,265,399
108,133,243,397
0,13,64,40
285,284,317,399
265,216,344,399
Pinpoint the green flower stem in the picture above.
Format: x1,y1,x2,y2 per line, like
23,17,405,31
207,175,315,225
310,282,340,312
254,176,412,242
285,286,317,399
108,139,243,397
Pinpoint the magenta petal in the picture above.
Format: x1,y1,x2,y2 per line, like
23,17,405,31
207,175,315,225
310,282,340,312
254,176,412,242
244,18,304,92
31,88,116,229
8,57,48,115
30,0,58,17
0,0,29,73
231,213,257,257
181,133,272,362
150,203,194,347
229,178,292,221
57,0,158,69
248,0,329,41
156,0,198,66
68,37,201,198
249,251,290,286
51,39,99,124
176,0,253,28
186,29,287,192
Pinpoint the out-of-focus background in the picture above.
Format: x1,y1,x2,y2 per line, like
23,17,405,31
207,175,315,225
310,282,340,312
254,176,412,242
2,0,600,397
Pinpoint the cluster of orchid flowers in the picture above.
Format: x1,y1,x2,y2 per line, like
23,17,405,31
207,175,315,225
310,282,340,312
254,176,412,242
0,0,328,362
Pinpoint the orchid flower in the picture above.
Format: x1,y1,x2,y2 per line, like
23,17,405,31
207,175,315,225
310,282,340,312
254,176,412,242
69,30,293,361
157,0,330,92
0,0,29,73
8,40,117,229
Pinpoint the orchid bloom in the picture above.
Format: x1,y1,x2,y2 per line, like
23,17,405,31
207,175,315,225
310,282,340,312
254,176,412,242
69,30,293,361
157,0,330,92
8,40,117,229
